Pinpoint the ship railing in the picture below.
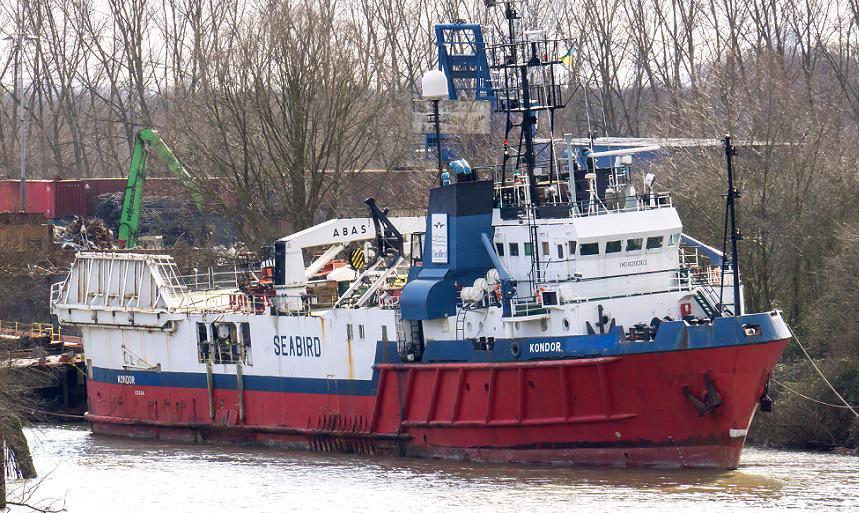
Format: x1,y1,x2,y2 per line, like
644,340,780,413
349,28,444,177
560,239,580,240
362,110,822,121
176,265,253,292
49,279,66,306
174,290,272,314
520,268,695,306
0,320,62,342
509,296,550,317
679,246,702,269
491,171,673,219
149,255,190,298
697,269,739,315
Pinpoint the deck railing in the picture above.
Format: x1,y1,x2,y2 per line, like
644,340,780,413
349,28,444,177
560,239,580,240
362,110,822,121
0,320,62,342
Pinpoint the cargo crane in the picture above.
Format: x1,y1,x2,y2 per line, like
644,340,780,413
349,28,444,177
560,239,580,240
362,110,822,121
117,129,204,248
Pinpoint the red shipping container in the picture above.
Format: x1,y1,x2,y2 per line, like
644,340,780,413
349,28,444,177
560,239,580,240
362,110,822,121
53,180,87,218
25,181,55,217
0,181,18,212
0,179,87,219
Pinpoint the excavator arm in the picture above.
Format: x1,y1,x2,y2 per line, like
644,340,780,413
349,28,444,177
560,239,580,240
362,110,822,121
117,128,204,248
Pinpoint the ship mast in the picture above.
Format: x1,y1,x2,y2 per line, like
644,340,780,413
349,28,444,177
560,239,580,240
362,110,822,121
487,0,572,290
720,134,743,316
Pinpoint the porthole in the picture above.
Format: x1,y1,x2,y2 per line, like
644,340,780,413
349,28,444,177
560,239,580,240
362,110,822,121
562,318,571,331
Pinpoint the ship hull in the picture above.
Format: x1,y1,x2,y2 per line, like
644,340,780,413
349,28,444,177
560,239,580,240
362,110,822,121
84,338,788,469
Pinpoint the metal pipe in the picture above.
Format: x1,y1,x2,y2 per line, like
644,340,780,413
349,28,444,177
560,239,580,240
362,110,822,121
14,33,26,211
433,99,443,182
724,135,743,316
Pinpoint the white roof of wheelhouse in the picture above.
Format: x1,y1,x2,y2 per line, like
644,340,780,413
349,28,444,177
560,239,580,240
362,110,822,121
570,208,682,241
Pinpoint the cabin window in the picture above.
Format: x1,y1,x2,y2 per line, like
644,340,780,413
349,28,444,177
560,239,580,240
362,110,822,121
626,238,643,251
358,324,366,340
346,323,354,342
646,236,664,249
580,242,599,256
509,243,520,256
668,233,680,246
557,244,564,258
381,325,389,342
606,240,622,253
541,241,550,256
568,241,577,255
495,242,505,256
524,242,533,256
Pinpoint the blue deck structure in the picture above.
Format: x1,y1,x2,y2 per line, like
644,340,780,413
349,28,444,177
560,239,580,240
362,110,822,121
424,23,496,162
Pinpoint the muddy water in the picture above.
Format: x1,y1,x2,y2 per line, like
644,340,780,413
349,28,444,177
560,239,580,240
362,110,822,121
8,424,858,512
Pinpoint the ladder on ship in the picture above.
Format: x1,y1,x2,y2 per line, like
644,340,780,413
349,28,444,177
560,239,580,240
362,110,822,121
527,214,541,291
455,307,467,340
395,309,425,360
694,289,718,319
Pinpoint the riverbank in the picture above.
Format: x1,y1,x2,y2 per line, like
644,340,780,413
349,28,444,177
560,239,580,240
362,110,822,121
6,424,859,512
748,358,859,451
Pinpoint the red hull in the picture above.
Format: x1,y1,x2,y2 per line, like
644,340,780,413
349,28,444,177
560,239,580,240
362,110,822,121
86,339,788,469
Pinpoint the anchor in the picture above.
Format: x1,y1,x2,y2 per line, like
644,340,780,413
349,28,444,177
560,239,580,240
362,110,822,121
683,373,723,416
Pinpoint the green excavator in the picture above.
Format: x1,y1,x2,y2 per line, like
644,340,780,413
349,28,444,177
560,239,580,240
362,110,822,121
117,128,204,248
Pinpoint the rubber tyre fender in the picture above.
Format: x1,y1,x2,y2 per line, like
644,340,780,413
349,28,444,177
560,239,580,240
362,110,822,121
510,341,521,358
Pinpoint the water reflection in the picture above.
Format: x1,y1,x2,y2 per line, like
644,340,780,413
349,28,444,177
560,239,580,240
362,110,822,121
9,425,858,513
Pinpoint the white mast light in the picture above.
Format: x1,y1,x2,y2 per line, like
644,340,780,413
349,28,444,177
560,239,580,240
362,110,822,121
421,69,449,100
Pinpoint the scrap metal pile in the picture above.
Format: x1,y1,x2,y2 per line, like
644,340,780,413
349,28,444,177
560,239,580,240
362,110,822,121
53,216,115,250
95,192,213,247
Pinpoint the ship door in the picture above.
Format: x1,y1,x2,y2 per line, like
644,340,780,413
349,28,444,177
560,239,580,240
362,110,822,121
396,319,425,362
565,238,577,281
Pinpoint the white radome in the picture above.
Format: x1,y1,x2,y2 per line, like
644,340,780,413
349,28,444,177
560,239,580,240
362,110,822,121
421,69,449,100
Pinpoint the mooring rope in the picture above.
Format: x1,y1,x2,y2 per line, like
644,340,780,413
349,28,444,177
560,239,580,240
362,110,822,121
786,334,859,417
22,408,86,420
771,377,859,410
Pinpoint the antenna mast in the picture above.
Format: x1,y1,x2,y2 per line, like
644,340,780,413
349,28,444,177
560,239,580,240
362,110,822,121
719,134,743,316
486,0,571,207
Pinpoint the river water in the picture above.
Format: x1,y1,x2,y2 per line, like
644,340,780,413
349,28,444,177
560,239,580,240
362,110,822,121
6,424,858,512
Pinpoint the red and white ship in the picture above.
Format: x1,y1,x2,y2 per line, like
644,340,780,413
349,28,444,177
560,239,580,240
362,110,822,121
50,4,789,469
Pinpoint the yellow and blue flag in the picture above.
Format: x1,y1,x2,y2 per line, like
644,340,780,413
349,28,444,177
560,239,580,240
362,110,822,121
560,47,576,67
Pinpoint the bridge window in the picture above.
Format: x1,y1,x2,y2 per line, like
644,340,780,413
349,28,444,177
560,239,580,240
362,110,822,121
541,241,550,256
646,236,664,250
568,241,577,255
509,243,520,256
580,243,599,256
606,240,622,253
557,244,564,258
524,242,533,256
668,233,680,246
495,242,505,256
626,238,643,251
